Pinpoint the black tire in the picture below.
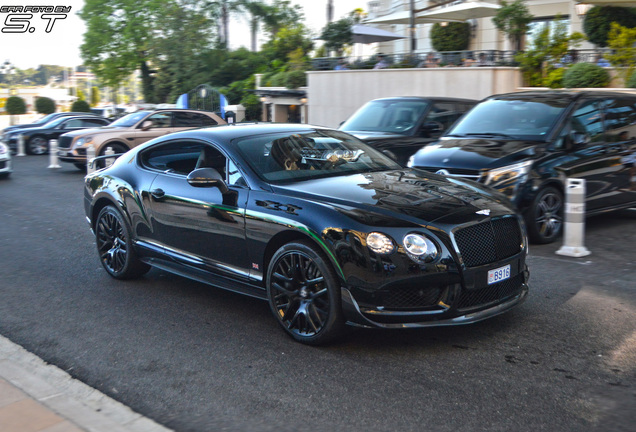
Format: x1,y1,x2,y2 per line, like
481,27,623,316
26,136,48,155
95,205,150,279
266,241,344,345
96,143,128,169
74,163,87,171
0,172,10,179
525,186,564,244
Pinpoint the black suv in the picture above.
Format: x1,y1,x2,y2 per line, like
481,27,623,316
409,90,636,243
339,97,476,165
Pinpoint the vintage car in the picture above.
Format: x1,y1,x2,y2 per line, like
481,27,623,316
84,123,529,345
408,90,636,244
339,97,476,165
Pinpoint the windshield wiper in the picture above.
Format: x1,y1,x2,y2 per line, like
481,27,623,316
462,132,515,139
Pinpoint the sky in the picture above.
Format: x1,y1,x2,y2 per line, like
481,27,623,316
0,0,369,70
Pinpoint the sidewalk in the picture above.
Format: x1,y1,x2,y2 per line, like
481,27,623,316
0,335,172,432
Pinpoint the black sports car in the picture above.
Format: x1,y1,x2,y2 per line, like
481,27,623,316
84,123,529,345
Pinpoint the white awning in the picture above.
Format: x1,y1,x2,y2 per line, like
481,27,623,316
351,24,405,44
418,1,501,21
365,10,460,25
582,0,636,6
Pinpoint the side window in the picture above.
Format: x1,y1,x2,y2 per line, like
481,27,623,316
82,118,108,127
425,102,459,132
140,141,204,175
227,159,247,187
63,119,83,128
603,98,636,142
173,111,216,127
570,100,604,142
145,112,172,128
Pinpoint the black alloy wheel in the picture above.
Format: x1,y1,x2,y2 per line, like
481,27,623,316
96,206,150,279
26,136,48,155
267,241,344,345
526,186,564,244
96,143,128,169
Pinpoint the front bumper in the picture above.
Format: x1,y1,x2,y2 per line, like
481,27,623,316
0,156,11,174
58,148,87,164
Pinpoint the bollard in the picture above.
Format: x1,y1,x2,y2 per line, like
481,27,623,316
104,146,115,168
86,145,96,175
17,134,26,157
556,178,591,257
47,139,61,169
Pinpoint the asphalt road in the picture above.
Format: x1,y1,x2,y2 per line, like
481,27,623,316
1,156,635,432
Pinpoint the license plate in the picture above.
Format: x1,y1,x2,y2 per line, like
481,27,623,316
488,264,511,285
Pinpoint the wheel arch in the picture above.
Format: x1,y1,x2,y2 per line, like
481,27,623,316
98,140,129,155
262,229,346,286
90,195,122,232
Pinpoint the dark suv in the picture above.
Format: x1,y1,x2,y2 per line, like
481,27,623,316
408,90,636,243
339,97,476,165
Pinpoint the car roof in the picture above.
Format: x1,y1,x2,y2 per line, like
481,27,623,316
489,90,636,102
370,96,477,103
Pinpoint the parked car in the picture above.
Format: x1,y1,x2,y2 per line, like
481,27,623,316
408,90,636,244
90,106,128,120
3,115,111,155
59,109,226,169
1,111,102,137
0,141,11,178
84,123,529,345
339,97,476,165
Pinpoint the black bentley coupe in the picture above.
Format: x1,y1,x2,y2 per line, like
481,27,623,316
84,123,529,345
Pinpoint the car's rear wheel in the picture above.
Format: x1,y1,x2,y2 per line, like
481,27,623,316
26,136,48,155
95,206,150,279
526,186,563,244
266,241,344,345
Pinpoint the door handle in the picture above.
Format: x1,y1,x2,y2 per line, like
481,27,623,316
151,188,165,199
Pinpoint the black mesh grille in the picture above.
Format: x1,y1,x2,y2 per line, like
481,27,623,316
457,273,524,310
454,217,522,267
0,161,5,169
58,135,74,150
383,286,442,309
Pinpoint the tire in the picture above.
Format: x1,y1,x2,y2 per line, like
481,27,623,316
0,172,10,179
96,143,128,169
26,136,48,155
266,241,344,345
525,186,564,244
95,205,150,279
74,163,87,171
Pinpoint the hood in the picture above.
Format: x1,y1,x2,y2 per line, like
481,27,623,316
272,169,513,227
62,126,118,138
347,131,408,141
3,123,41,133
411,138,541,170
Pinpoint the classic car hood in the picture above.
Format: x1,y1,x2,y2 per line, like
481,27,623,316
272,169,513,227
411,138,541,170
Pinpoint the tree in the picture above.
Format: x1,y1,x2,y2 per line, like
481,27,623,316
492,0,533,51
5,96,26,115
236,0,269,52
583,6,636,47
320,17,353,56
262,24,314,64
430,22,471,52
91,86,100,106
71,100,92,112
606,22,636,85
35,97,56,114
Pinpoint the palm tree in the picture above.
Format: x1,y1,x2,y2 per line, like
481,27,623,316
327,0,333,23
236,0,269,52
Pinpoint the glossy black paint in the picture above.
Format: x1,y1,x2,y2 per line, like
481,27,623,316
84,123,529,330
340,97,477,165
409,90,636,242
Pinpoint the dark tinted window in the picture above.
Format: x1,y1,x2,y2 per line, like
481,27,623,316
173,111,218,127
570,100,604,142
146,112,172,128
340,99,430,135
62,119,85,128
425,102,460,131
140,141,227,177
83,118,110,127
603,98,636,141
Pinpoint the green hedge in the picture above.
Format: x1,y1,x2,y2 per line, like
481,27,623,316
71,100,91,112
430,22,471,52
5,96,26,115
35,97,56,114
562,63,610,88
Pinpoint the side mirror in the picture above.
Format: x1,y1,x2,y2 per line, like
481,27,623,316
421,121,443,138
141,120,153,131
187,168,229,194
569,131,590,148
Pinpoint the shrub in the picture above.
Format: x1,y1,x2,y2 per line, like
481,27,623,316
583,6,636,47
240,93,262,121
5,96,26,115
430,22,470,52
284,70,306,89
35,97,56,114
562,63,610,88
544,68,565,88
71,100,91,112
627,70,636,88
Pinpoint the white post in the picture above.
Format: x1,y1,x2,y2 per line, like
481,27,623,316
17,134,26,156
556,178,591,257
47,139,61,169
104,146,115,167
86,144,96,175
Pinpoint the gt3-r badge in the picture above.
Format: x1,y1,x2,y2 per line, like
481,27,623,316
476,209,491,215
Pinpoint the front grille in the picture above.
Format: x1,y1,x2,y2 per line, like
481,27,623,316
454,217,522,267
383,286,443,309
457,273,524,310
58,135,74,150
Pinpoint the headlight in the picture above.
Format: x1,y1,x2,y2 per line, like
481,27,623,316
407,155,414,167
0,143,7,154
74,137,92,148
484,160,533,186
403,233,438,262
366,232,395,254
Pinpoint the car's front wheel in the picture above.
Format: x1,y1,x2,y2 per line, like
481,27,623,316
266,241,344,345
526,186,563,244
95,206,150,279
26,136,48,155
96,143,128,169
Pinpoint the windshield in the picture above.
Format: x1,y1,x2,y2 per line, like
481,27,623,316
340,99,430,135
235,129,401,184
448,97,569,140
109,111,151,127
36,113,59,124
